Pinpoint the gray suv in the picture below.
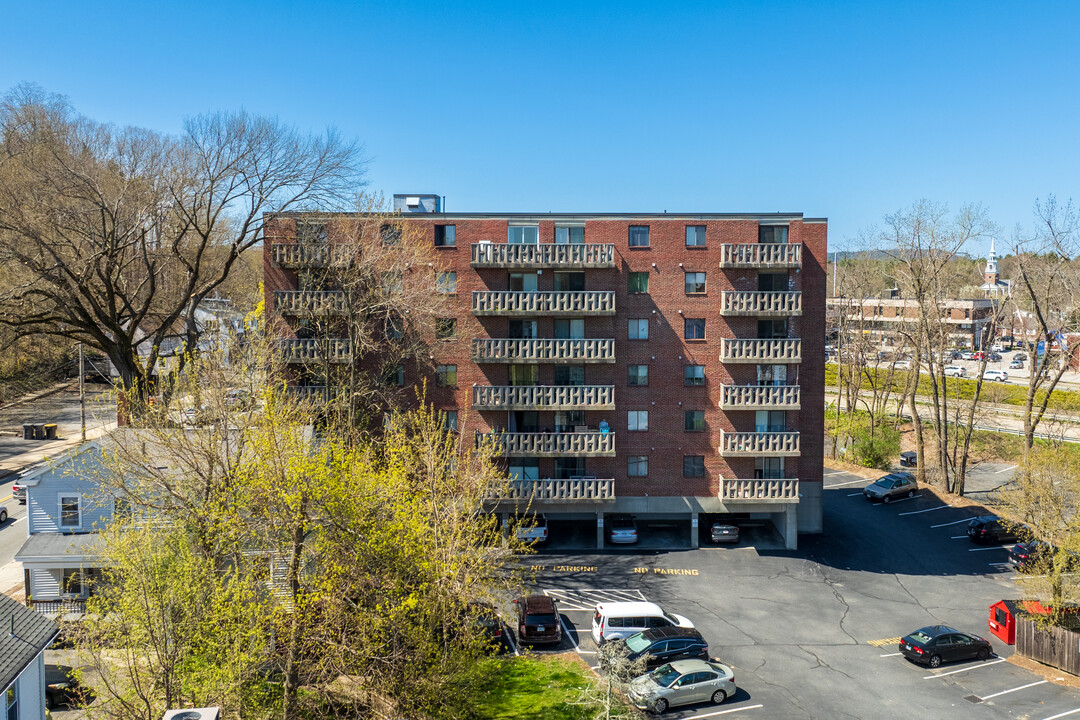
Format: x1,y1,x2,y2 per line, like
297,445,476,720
862,473,917,503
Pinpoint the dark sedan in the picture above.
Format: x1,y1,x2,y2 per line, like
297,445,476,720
601,627,709,677
1008,541,1079,572
899,626,992,668
967,515,1028,545
863,473,917,503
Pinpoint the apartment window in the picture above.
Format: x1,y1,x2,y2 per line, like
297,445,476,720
436,318,456,340
628,225,650,247
508,225,539,244
759,319,787,339
510,458,540,481
629,272,649,294
556,457,587,479
443,410,459,431
684,318,706,340
756,410,786,433
383,365,404,387
628,319,649,340
758,272,788,291
684,411,706,432
382,271,403,294
554,271,585,291
555,226,585,244
59,494,81,529
627,411,649,432
756,457,784,480
508,364,538,386
437,365,457,387
436,271,457,293
509,319,538,339
554,365,585,386
434,224,456,247
381,224,402,245
757,364,787,386
555,410,585,433
628,365,648,386
509,272,539,291
554,318,585,339
685,272,706,294
759,225,789,244
683,455,706,477
685,365,705,386
686,225,706,247
628,455,649,477
385,316,403,340
296,220,328,243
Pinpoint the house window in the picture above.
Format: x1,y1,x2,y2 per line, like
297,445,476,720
6,682,16,720
627,411,648,432
434,225,456,247
383,365,404,387
684,411,706,432
62,568,84,596
628,225,650,247
685,272,706,294
59,495,81,529
436,318,456,340
628,456,649,477
628,319,649,340
508,225,539,244
437,365,457,387
759,225,789,244
629,272,649,294
381,224,402,245
509,272,539,292
686,225,706,247
555,226,585,244
436,271,457,293
628,365,648,386
443,410,459,431
684,318,706,340
684,365,705,386
683,455,706,477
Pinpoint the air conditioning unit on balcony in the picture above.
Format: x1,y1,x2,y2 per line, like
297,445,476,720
162,709,220,720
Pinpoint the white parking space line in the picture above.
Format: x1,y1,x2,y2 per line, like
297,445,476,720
559,616,580,651
874,494,923,506
932,518,975,528
980,679,1047,700
847,492,863,497
1042,709,1080,720
988,562,1012,567
880,652,902,657
505,627,520,656
825,478,871,488
996,465,1018,474
951,536,968,540
898,504,951,516
605,589,647,601
923,658,1005,679
684,704,764,719
969,545,1014,552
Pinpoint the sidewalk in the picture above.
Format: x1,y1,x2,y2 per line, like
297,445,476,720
0,560,23,601
0,422,116,481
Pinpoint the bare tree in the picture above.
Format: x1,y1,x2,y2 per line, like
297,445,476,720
0,83,364,411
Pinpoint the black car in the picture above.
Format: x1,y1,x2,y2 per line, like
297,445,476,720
899,626,993,668
467,601,508,653
1008,540,1078,572
601,627,709,676
967,515,1028,545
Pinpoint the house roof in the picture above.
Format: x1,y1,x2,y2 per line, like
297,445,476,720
0,594,59,694
15,532,102,563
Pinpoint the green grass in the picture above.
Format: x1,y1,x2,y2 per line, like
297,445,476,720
473,655,634,720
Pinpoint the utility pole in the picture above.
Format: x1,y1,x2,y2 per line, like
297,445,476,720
79,343,86,443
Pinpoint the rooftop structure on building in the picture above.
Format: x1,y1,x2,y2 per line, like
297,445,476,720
980,239,1011,297
263,196,828,549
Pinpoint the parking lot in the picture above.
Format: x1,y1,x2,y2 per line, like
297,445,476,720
503,468,1080,719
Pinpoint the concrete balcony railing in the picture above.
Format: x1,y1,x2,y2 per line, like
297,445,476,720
285,385,348,403
719,385,801,410
273,291,347,316
270,243,351,267
718,431,801,457
278,338,352,364
472,385,615,410
471,243,617,268
719,243,802,269
472,291,616,316
492,478,617,502
719,291,802,317
719,338,802,364
477,432,616,457
471,338,616,364
720,478,800,503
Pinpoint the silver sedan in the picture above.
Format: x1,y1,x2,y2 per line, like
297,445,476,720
628,659,736,713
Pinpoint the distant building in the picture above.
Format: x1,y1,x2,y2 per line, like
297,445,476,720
979,239,1011,298
828,296,998,350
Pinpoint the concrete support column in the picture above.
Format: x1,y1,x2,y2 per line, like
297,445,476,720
690,512,700,548
596,512,605,549
782,507,798,550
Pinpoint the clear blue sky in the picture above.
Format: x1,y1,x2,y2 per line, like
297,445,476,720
2,1,1077,254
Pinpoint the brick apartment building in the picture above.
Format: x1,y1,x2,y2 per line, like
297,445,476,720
827,296,998,351
264,195,827,549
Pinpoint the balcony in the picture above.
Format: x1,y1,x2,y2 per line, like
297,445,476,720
472,291,616,316
271,243,351,267
472,338,616,364
477,431,616,457
278,338,352,364
718,431,801,457
492,478,617,502
472,385,615,410
719,291,802,317
273,291,347,316
471,243,617,268
719,338,802,364
720,478,800,503
719,243,802,269
719,385,801,410
285,385,348,403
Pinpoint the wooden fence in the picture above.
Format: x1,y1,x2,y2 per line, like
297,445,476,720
1016,616,1080,675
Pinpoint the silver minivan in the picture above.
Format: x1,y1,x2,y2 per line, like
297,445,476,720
591,601,694,645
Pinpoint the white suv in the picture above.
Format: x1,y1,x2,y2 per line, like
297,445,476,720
943,365,966,377
982,369,1008,382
